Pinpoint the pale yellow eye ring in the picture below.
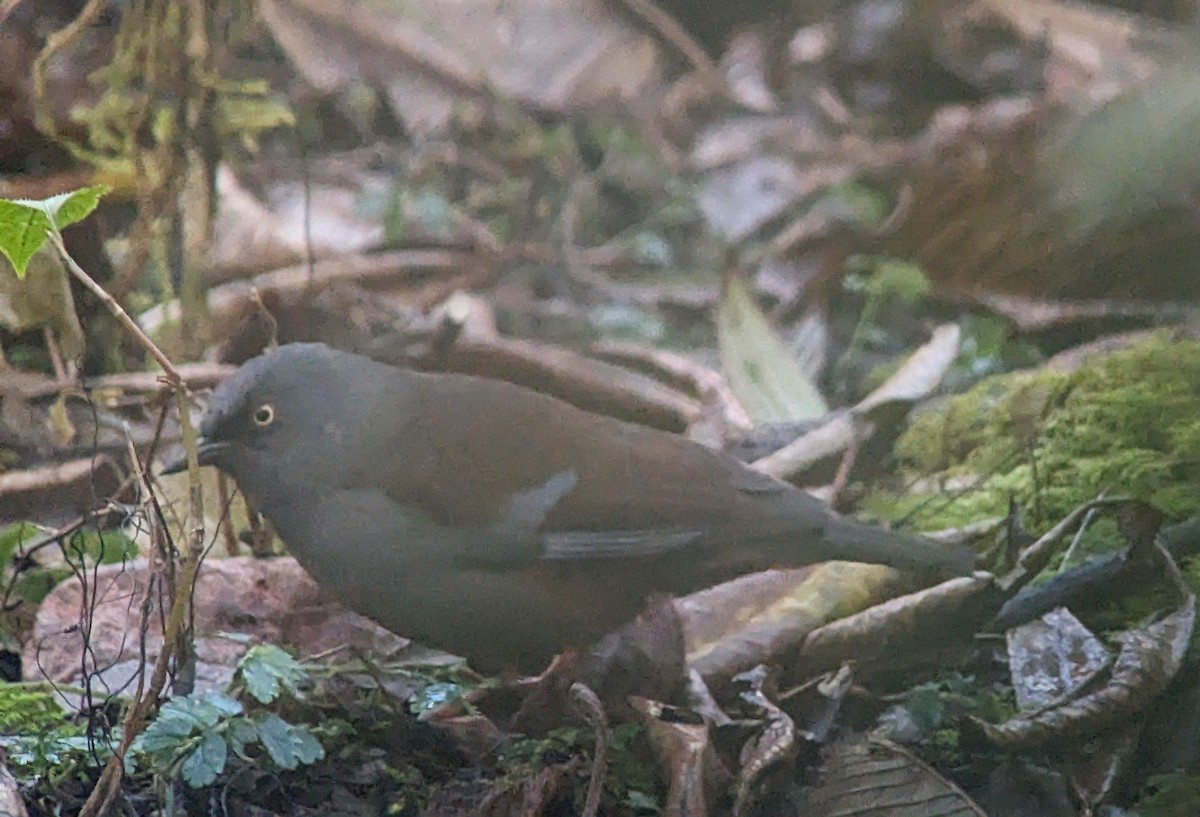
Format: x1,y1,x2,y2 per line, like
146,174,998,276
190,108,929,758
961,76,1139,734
253,404,275,427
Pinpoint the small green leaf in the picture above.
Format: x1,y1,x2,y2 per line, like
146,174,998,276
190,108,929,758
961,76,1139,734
408,682,465,715
180,731,227,788
0,201,52,277
184,693,240,728
61,528,138,565
137,692,242,754
631,231,673,267
238,644,307,703
11,565,70,607
255,713,324,770
291,728,323,765
866,259,930,304
13,184,109,231
135,709,200,754
0,186,109,276
204,691,244,717
226,719,259,760
625,790,661,814
412,189,455,235
813,181,888,225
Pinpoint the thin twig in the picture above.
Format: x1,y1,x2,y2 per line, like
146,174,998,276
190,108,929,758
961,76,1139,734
51,226,206,817
47,227,182,385
30,0,108,139
569,683,609,817
610,0,728,101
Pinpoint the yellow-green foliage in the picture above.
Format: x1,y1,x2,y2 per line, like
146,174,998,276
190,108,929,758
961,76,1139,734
1136,772,1200,817
0,683,106,786
891,334,1200,531
0,683,69,734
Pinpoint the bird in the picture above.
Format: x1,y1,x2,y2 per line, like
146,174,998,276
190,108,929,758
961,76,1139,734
169,342,971,675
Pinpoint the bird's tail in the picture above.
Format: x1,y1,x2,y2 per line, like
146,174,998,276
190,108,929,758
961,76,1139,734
818,514,976,577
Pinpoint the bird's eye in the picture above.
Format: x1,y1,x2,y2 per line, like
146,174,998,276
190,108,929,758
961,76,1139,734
252,404,275,427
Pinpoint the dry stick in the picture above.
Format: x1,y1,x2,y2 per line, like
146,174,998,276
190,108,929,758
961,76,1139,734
0,0,27,26
998,496,1130,595
826,420,870,512
79,394,207,817
30,0,108,139
216,473,239,556
569,683,610,817
46,227,207,817
119,422,157,726
611,0,728,101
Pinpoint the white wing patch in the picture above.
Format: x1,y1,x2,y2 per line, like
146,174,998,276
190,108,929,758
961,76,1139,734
504,469,579,528
542,529,702,559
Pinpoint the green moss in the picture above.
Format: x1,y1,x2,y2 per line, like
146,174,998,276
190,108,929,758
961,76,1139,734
0,683,108,787
887,334,1200,537
1136,772,1200,817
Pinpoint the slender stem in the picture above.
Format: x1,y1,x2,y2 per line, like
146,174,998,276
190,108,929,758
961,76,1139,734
46,226,182,385
50,226,207,817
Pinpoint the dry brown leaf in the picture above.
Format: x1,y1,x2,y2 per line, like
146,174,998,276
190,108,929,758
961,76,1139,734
794,573,998,680
804,736,986,816
1006,607,1110,712
631,696,727,817
680,563,907,681
260,0,662,135
976,547,1195,749
754,323,960,481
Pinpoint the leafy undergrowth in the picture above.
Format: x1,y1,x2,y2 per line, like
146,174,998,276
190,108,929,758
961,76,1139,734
1,643,675,817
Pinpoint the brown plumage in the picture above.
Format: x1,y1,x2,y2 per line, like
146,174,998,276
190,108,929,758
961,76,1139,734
181,343,970,673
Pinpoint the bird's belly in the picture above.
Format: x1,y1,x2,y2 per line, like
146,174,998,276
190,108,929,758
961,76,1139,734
263,487,607,672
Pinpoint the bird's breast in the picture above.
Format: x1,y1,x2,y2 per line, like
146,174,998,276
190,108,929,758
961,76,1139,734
251,483,619,672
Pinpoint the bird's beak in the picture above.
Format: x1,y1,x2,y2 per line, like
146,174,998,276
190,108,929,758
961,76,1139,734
159,436,229,475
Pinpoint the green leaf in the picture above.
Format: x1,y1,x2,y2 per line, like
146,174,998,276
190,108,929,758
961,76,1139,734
813,181,888,225
631,231,674,267
13,185,108,229
203,691,244,717
137,692,242,754
412,189,453,232
716,275,828,423
0,201,52,278
865,258,930,304
255,713,324,770
625,790,662,814
135,708,201,754
61,528,139,565
238,644,307,703
0,186,109,276
180,731,227,788
226,719,259,760
408,682,465,715
11,566,70,607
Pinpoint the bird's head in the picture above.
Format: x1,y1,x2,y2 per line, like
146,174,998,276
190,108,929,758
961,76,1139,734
163,343,405,490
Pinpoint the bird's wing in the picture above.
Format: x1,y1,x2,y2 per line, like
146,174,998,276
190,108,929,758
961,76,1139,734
378,372,793,564
540,528,704,559
375,373,970,579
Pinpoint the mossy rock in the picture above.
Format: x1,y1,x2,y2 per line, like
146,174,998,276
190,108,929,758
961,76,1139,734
874,333,1200,540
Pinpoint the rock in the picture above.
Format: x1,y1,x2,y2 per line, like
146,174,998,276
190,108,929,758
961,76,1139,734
23,556,410,702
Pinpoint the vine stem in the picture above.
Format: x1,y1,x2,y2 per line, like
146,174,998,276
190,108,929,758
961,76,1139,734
46,226,208,817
